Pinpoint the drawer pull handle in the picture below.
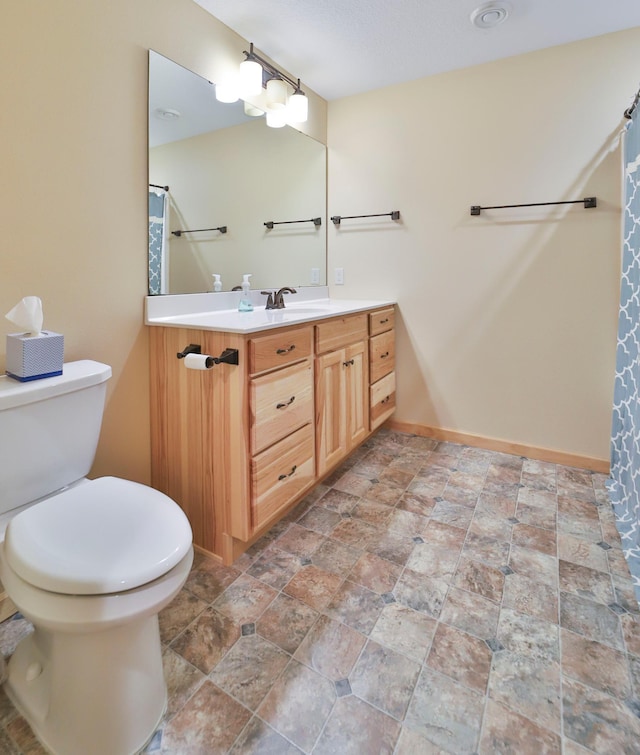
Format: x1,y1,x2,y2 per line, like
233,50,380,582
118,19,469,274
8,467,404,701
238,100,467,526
278,465,297,481
276,344,296,355
379,318,389,324
381,395,391,404
343,359,355,367
380,351,389,358
276,396,296,409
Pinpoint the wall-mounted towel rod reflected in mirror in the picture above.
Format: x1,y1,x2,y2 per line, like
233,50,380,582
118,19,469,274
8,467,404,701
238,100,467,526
149,183,169,191
331,211,400,226
470,197,597,216
624,84,640,119
264,217,322,229
171,226,228,236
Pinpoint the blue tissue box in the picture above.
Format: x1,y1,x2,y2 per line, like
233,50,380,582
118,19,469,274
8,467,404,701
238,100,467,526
6,331,64,382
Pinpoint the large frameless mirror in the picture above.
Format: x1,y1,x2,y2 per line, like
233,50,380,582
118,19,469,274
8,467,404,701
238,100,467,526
148,51,327,294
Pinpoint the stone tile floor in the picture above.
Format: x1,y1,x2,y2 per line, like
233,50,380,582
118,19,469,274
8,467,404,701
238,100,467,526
0,428,640,753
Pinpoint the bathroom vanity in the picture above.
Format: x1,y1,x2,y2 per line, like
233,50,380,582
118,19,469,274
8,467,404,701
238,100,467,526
146,295,396,564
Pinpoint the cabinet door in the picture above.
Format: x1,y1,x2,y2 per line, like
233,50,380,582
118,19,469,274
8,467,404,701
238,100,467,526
345,340,368,450
316,348,348,476
316,341,369,477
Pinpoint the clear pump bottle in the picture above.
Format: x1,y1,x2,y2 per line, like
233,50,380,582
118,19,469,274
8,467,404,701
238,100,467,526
238,274,253,312
212,274,222,292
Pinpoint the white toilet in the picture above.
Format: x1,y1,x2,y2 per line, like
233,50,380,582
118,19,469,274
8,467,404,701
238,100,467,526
0,360,194,755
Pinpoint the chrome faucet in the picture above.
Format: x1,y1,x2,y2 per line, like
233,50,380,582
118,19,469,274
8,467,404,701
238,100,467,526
261,287,297,309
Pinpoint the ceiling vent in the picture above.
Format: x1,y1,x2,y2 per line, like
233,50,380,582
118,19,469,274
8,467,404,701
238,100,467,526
470,3,511,29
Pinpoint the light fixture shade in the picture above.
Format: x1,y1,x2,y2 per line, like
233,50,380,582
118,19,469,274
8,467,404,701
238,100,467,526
239,58,263,97
244,101,264,117
215,74,239,103
288,92,308,123
266,77,288,107
266,107,287,128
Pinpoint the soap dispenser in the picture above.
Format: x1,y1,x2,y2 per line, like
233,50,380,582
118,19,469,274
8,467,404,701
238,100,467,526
212,274,222,292
238,274,253,312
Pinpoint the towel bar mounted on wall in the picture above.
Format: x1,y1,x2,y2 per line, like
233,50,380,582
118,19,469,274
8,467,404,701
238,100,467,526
149,183,169,191
470,198,597,216
264,217,322,229
624,84,640,119
331,211,400,226
171,226,227,236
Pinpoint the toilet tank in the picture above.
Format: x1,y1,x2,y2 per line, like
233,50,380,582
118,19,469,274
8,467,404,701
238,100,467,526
0,360,112,514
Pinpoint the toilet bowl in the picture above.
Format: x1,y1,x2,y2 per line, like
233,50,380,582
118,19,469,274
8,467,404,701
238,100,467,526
0,362,194,755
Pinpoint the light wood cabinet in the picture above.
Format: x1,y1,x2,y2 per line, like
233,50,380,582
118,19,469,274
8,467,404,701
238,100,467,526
149,306,395,564
316,340,368,477
368,307,396,430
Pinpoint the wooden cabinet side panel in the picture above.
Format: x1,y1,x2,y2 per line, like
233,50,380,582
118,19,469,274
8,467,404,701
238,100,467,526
149,327,249,555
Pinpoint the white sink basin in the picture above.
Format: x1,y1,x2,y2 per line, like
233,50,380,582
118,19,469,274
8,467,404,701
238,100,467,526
279,305,333,314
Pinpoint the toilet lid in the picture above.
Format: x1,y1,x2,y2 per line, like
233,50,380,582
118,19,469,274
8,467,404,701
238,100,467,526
4,477,193,595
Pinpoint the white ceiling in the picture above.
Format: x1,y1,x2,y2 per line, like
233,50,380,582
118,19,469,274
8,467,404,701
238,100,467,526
193,0,640,101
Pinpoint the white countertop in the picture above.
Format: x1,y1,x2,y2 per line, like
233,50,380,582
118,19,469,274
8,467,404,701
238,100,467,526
145,293,395,334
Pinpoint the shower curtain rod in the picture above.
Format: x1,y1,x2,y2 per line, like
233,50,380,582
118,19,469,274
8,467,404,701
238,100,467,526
624,85,640,119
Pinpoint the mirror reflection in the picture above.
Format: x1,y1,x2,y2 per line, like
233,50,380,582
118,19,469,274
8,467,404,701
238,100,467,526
148,51,327,295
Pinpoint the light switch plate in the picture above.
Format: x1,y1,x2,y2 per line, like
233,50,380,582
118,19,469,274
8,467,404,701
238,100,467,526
310,267,320,284
334,267,344,285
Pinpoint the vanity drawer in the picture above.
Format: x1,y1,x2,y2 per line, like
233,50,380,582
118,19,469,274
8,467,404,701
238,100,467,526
316,314,368,354
250,360,314,454
370,371,396,430
251,424,315,530
369,307,395,336
369,330,395,384
250,325,313,374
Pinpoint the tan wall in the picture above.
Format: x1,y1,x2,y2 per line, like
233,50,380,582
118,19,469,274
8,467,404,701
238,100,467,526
328,28,640,464
150,119,326,293
0,0,326,484
2,0,636,482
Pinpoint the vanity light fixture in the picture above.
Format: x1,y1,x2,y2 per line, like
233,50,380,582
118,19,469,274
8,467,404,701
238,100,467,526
288,81,309,123
236,42,309,126
265,108,287,128
239,45,263,97
215,73,239,103
244,102,265,117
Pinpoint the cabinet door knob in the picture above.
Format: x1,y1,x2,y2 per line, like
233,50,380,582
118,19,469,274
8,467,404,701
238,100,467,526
276,344,296,354
380,318,389,324
276,396,296,409
343,359,355,367
278,465,297,481
380,351,389,359
381,395,390,404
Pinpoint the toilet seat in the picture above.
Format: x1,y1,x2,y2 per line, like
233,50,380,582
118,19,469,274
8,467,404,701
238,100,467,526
4,476,192,595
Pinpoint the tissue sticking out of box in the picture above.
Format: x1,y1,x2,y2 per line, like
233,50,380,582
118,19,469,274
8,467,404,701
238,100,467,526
5,296,43,336
5,296,64,382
